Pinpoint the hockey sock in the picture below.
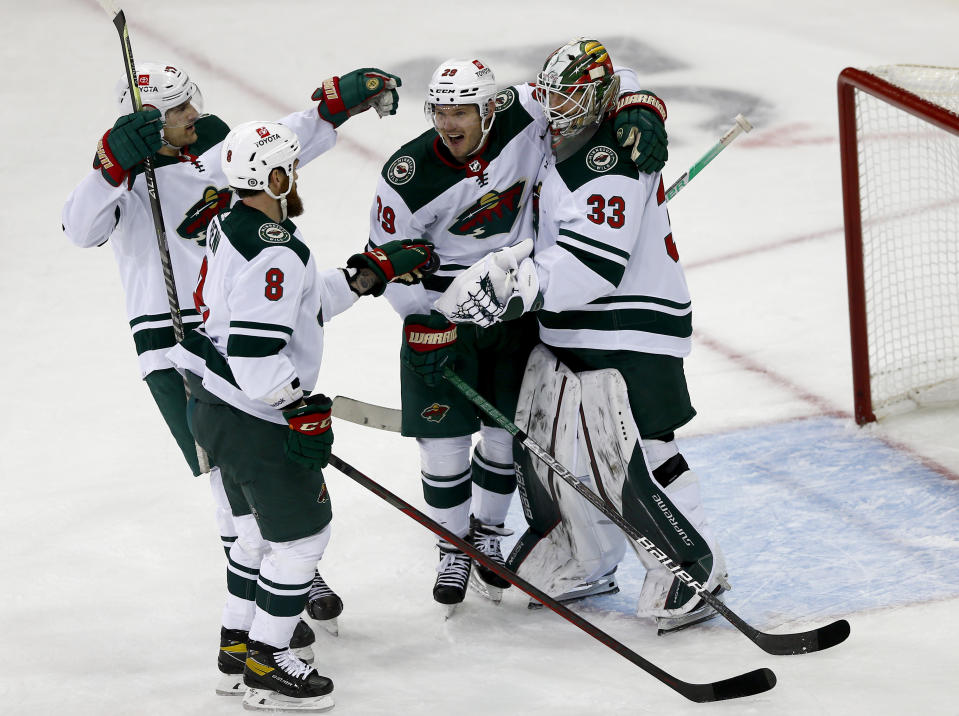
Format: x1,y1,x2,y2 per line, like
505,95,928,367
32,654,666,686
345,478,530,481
418,436,472,538
250,528,330,648
223,513,267,632
470,427,516,526
209,467,239,557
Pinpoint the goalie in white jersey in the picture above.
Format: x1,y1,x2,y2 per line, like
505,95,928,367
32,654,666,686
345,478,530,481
60,61,402,689
168,121,435,710
367,56,670,611
435,39,729,633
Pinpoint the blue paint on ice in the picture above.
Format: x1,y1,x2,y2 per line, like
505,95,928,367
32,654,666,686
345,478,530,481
504,417,959,626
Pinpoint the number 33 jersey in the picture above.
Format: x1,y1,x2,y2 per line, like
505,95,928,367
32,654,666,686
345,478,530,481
533,119,692,358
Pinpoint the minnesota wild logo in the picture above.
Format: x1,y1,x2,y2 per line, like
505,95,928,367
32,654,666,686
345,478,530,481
177,186,233,244
421,402,450,423
448,179,526,239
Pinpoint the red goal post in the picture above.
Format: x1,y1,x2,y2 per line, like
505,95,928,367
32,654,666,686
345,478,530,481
838,65,959,425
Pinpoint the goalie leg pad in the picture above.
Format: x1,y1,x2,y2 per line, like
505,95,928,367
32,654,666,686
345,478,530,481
578,369,723,618
507,345,626,595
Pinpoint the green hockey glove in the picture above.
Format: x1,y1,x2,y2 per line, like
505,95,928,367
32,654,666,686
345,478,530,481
402,312,457,387
612,91,668,174
283,394,334,471
93,109,163,187
347,239,438,297
313,68,402,127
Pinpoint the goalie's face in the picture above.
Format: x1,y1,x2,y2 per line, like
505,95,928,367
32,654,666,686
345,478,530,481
432,104,486,163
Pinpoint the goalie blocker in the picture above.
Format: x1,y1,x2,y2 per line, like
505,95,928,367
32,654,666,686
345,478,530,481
505,345,728,626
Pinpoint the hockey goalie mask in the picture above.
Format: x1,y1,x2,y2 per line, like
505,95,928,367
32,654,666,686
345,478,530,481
116,62,206,130
222,121,301,218
535,39,620,140
424,58,498,157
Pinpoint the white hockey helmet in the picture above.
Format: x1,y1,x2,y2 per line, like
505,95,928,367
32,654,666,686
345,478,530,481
424,58,498,150
116,62,205,128
535,39,620,139
221,121,301,199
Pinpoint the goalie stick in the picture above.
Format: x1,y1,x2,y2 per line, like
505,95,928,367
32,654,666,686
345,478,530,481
96,0,209,472
441,367,850,656
330,384,850,656
327,453,775,703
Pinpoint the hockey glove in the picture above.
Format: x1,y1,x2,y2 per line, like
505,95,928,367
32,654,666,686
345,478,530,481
402,312,457,387
93,109,163,187
283,394,334,471
434,239,542,327
612,91,668,174
347,239,438,297
313,68,402,127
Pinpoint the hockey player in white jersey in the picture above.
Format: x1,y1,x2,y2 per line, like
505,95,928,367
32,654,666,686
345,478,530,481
167,121,435,711
367,56,670,611
434,39,728,633
61,61,401,686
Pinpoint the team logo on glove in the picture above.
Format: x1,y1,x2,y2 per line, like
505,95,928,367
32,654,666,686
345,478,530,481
366,77,381,91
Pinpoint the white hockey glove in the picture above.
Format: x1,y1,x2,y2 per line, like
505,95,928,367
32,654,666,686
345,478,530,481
433,239,542,327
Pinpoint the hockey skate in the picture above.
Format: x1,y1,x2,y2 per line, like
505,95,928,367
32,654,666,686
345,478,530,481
217,620,315,696
305,571,343,637
656,582,731,636
433,540,472,618
527,567,619,610
217,627,249,696
242,639,334,713
468,518,513,604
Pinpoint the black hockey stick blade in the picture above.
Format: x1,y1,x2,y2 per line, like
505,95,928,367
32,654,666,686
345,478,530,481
751,618,851,656
327,454,776,703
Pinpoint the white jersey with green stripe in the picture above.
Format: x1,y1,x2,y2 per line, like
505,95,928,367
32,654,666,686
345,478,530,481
533,118,692,357
167,203,357,425
61,107,338,379
369,69,639,320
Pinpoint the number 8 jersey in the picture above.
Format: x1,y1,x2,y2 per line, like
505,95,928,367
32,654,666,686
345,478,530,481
168,202,357,424
533,119,692,358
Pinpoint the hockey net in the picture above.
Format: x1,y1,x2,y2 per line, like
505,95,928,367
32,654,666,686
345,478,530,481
838,65,959,424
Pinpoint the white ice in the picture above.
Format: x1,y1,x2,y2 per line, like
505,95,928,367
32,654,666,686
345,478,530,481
3,0,958,714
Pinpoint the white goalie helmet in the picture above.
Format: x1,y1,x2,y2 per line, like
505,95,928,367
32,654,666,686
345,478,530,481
221,121,301,200
535,39,620,139
116,62,205,128
424,58,498,147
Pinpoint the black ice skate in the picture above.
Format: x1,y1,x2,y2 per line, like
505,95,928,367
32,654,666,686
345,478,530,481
242,639,334,713
216,627,249,696
468,517,513,604
656,583,729,636
433,540,472,617
305,571,343,637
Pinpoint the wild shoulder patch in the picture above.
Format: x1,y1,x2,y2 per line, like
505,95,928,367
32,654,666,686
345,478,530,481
258,223,290,244
388,155,415,185
586,146,618,173
494,89,516,112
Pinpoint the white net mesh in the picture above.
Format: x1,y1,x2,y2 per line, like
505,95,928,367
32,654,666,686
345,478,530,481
854,65,959,415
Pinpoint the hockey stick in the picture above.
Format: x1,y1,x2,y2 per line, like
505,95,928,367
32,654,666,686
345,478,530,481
665,114,752,201
442,367,850,656
97,0,209,472
332,396,402,432
327,453,774,703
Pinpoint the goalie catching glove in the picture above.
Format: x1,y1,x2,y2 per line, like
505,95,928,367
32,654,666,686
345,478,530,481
283,394,334,471
94,109,163,187
433,239,542,327
612,91,668,174
402,312,457,387
347,239,438,296
314,68,402,127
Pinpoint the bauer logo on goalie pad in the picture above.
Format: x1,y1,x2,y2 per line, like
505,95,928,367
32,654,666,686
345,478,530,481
586,146,618,173
420,402,450,423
